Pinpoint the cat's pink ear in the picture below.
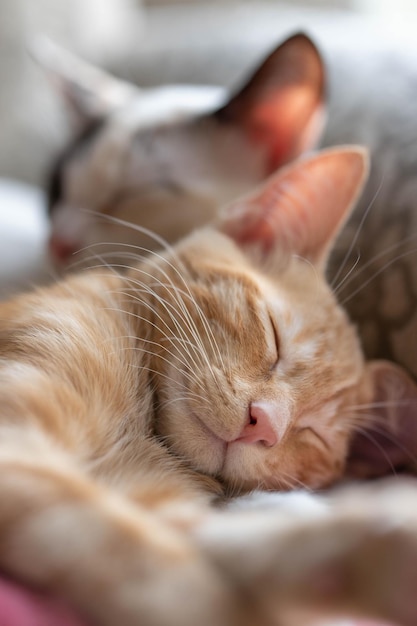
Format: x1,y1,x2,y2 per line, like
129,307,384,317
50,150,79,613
346,361,417,479
213,33,325,172
31,38,136,128
217,146,369,269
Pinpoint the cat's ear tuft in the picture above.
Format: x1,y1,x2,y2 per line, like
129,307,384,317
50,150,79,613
346,360,417,479
30,37,137,129
213,33,326,173
216,146,369,270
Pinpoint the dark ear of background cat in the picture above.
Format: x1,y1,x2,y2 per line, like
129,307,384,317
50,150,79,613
33,33,325,170
346,360,417,479
214,33,326,171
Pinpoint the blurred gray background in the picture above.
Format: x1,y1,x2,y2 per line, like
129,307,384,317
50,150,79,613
0,0,415,186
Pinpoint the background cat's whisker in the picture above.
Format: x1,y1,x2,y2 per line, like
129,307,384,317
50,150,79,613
331,175,385,289
340,246,417,305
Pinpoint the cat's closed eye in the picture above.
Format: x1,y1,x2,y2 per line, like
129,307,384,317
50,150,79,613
268,313,279,371
296,426,330,451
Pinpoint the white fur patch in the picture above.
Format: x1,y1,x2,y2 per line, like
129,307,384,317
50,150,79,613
226,490,328,517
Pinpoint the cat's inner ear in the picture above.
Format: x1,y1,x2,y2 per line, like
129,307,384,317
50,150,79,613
216,146,369,270
213,33,326,173
346,360,417,479
31,37,137,129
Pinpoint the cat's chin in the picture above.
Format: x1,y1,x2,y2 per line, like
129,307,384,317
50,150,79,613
220,442,275,492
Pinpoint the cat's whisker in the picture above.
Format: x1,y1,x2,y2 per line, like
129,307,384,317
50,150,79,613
113,334,202,377
332,250,361,295
147,283,228,391
67,245,133,276
333,231,417,295
103,305,206,391
351,413,417,466
120,282,212,379
102,302,196,367
79,210,182,262
68,241,229,382
157,279,228,383
125,363,195,395
115,345,207,394
292,254,320,285
68,250,147,272
279,471,313,493
340,409,417,470
123,289,207,374
344,399,416,411
338,240,417,304
95,264,211,376
291,253,323,308
340,246,417,306
97,254,221,380
331,174,385,289
157,393,208,413
114,338,198,381
224,478,242,499
348,424,398,476
73,235,228,378
274,475,294,492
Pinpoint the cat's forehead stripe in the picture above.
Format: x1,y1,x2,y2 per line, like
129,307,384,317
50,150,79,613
191,269,269,363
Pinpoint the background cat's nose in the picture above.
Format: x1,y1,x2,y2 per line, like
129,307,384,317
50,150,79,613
235,402,278,447
49,234,78,264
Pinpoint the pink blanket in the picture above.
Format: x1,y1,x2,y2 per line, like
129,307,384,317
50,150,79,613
0,576,397,626
0,578,89,626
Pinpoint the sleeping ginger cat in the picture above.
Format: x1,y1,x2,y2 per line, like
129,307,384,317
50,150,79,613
1,147,417,625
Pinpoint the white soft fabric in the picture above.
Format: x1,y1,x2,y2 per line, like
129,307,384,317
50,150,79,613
0,179,52,299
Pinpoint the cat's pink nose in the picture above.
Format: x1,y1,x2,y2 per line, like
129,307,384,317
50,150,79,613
235,402,278,447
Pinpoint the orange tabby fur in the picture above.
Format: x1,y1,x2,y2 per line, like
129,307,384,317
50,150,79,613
1,147,417,625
